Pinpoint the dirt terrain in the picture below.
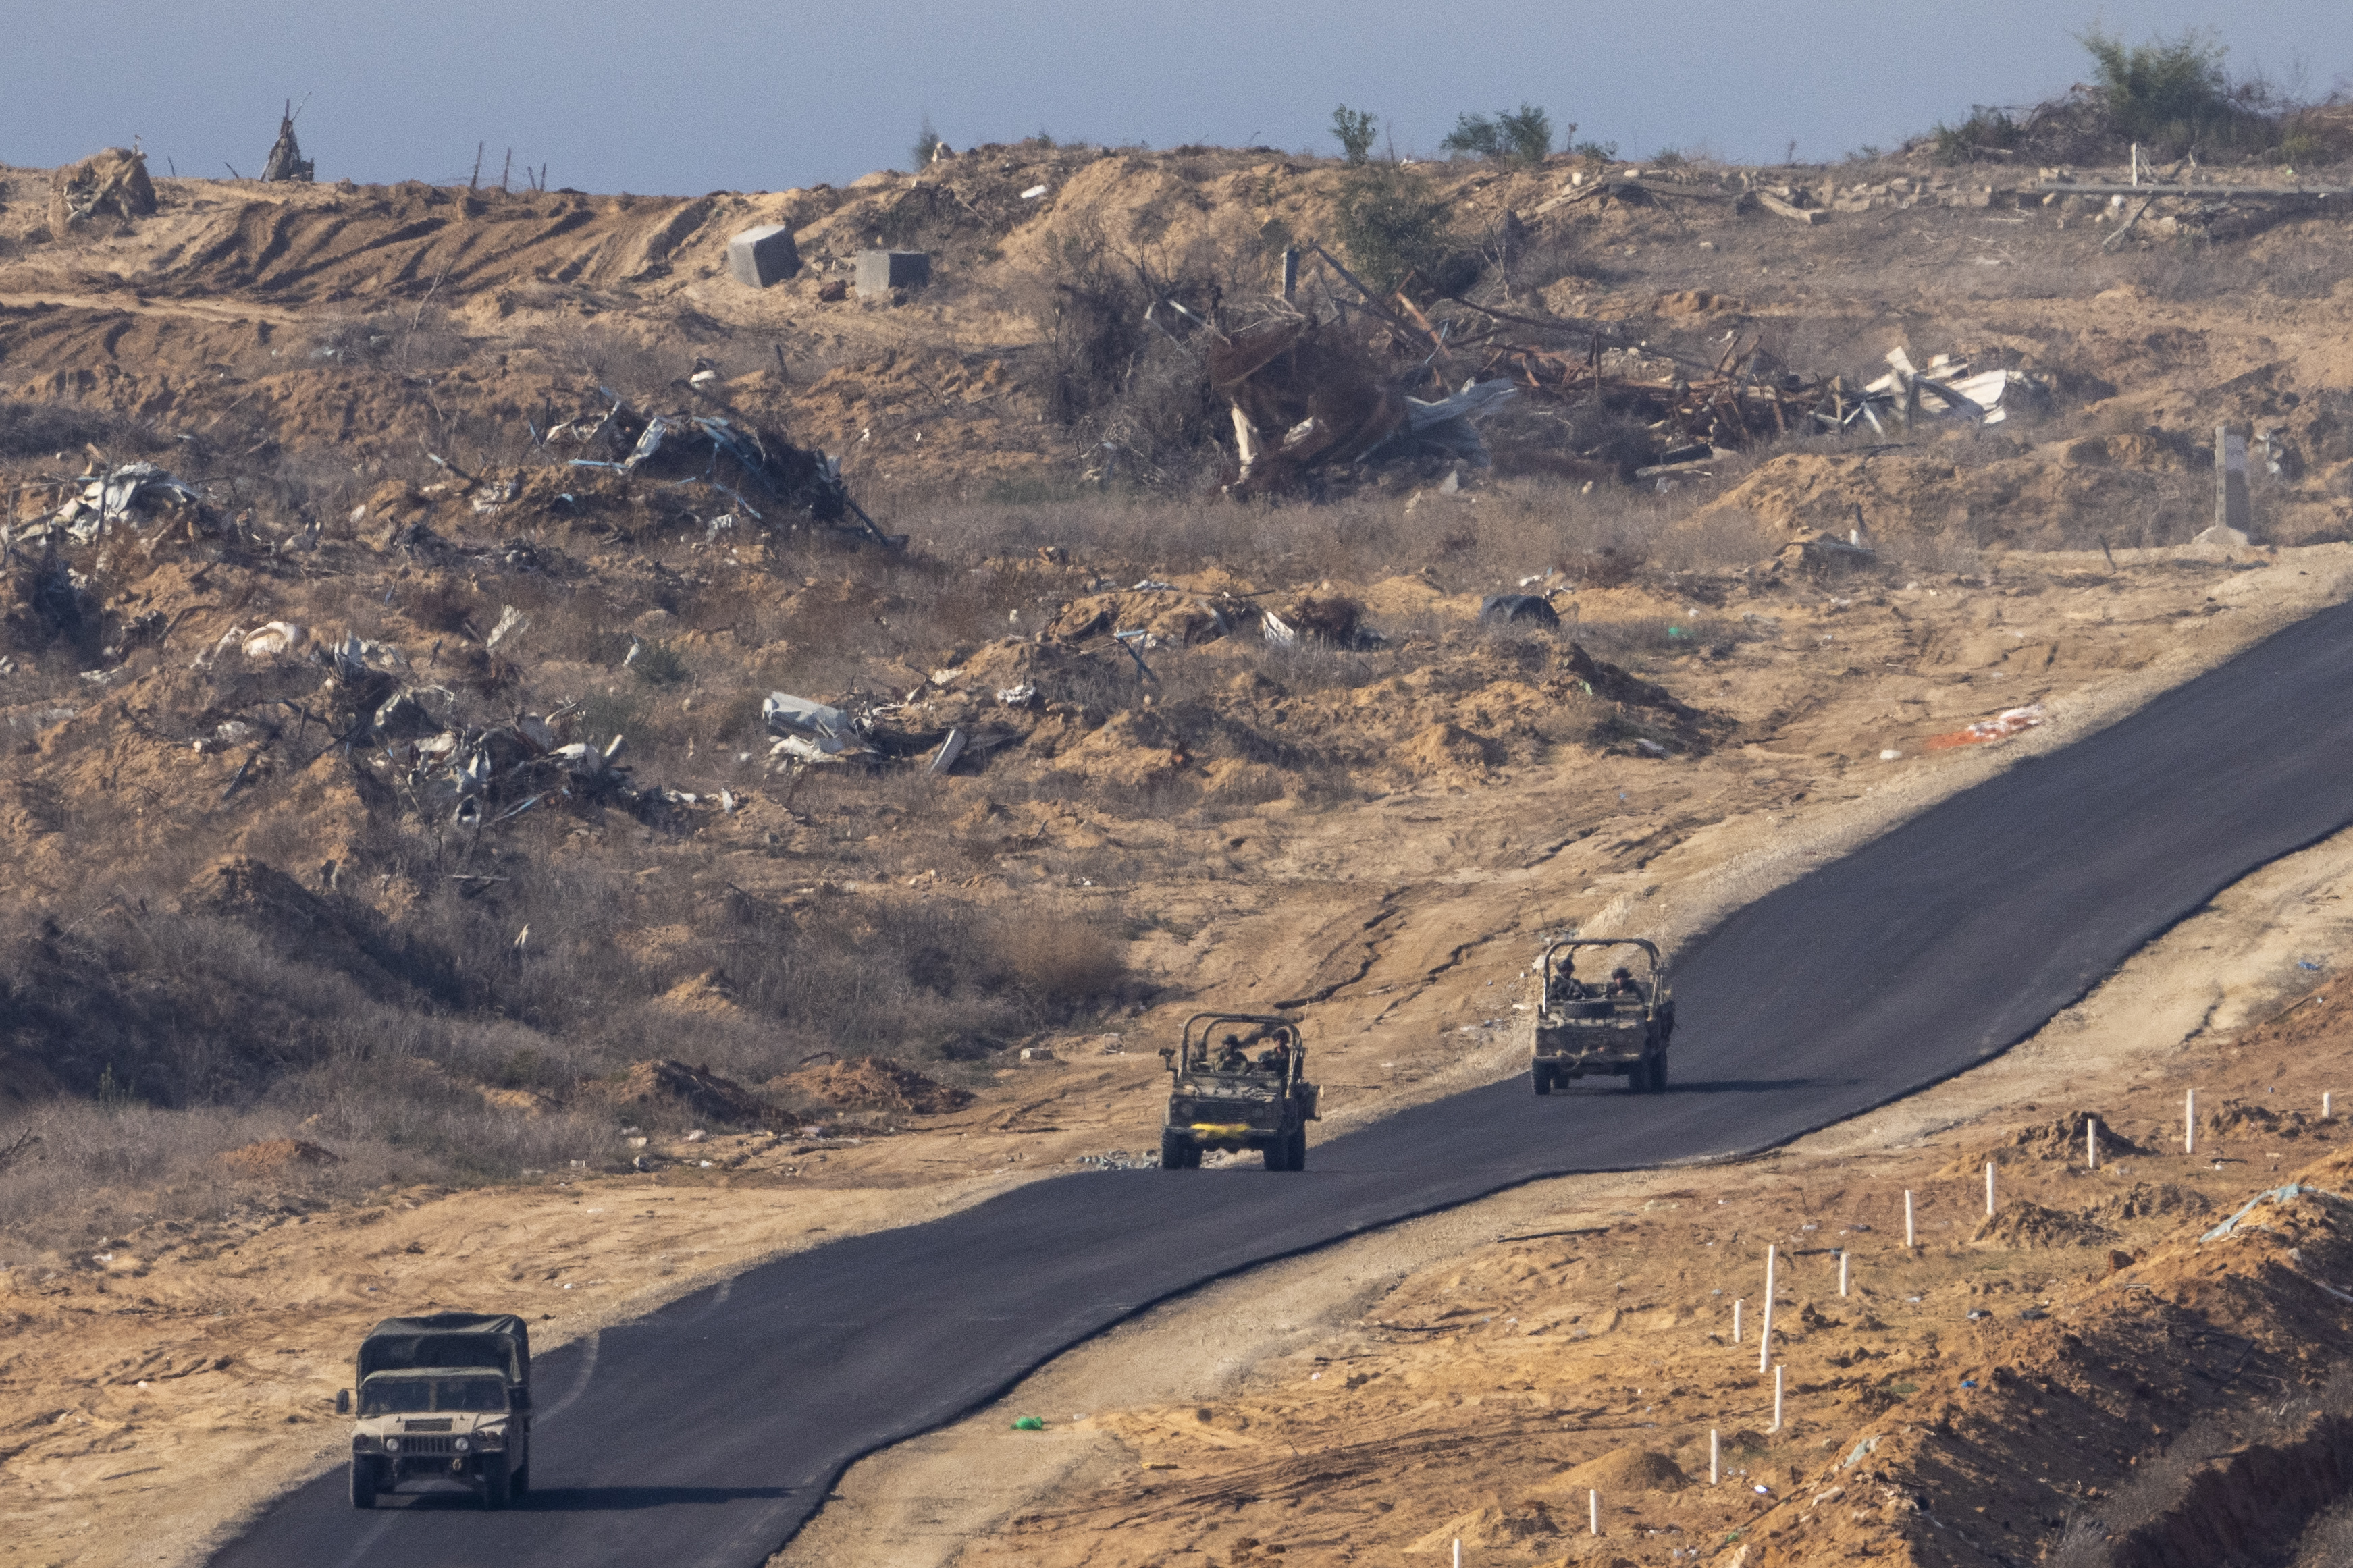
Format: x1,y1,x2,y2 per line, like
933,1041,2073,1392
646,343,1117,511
8,130,2353,1568
796,828,2353,1568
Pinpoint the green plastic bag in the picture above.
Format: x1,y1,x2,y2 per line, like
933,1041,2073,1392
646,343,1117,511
1011,1415,1045,1431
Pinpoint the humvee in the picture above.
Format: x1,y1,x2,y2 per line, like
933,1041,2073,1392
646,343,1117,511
338,1312,532,1509
1158,1013,1319,1170
1528,936,1674,1094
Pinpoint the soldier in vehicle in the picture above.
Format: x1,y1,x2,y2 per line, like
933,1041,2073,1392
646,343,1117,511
1608,965,1647,1000
1213,1034,1250,1073
1548,957,1588,1004
1254,1039,1292,1076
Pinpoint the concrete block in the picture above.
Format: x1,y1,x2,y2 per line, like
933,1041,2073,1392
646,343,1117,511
856,250,930,298
726,225,801,289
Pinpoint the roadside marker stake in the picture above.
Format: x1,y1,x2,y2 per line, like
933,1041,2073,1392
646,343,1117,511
1904,1191,1915,1249
2088,1119,2099,1169
1452,1539,1460,1568
1589,1489,1600,1536
1985,1160,1997,1219
1758,1245,1776,1374
1732,1299,1743,1343
2326,1092,2334,1121
1710,1428,1720,1484
1839,1251,1849,1297
2186,1089,2197,1154
1771,1364,1784,1432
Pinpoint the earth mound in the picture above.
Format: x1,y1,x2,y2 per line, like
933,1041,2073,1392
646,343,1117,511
1538,1445,1690,1496
1972,1199,2115,1249
590,1059,781,1127
779,1057,973,1116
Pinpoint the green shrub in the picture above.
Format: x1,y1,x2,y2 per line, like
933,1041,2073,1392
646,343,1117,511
1330,105,1378,165
1932,107,2024,165
1440,103,1555,165
2079,26,2251,153
1331,163,1464,296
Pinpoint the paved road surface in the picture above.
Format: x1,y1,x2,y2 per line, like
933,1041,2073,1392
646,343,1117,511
213,597,2353,1567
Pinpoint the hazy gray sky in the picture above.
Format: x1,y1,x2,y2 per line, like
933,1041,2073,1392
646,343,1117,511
7,3,2348,194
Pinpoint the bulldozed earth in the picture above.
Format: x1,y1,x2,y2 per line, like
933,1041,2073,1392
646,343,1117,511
7,134,2353,1566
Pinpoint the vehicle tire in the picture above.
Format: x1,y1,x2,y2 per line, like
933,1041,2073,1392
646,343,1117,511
1262,1139,1286,1171
510,1461,529,1496
483,1453,512,1511
349,1457,379,1510
1648,1053,1670,1093
1533,1064,1553,1096
1290,1128,1309,1172
1161,1129,1191,1170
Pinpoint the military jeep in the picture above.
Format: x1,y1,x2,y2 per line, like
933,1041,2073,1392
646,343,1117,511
1159,1013,1318,1170
1528,936,1674,1095
338,1312,532,1509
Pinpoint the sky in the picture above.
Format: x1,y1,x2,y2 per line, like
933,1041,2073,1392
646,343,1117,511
6,3,2349,194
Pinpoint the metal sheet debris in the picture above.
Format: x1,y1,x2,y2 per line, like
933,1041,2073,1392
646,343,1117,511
564,394,897,545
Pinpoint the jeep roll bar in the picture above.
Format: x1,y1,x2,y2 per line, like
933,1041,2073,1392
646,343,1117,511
1536,937,1666,1008
1165,1013,1304,1087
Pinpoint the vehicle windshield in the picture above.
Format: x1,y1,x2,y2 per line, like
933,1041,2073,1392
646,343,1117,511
359,1375,508,1415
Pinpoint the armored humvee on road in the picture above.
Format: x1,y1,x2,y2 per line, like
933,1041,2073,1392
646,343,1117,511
338,1312,533,1509
1528,936,1675,1094
1159,1013,1319,1170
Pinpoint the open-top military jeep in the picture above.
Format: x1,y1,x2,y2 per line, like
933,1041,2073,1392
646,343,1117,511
1528,936,1674,1095
1159,1013,1319,1170
338,1312,532,1509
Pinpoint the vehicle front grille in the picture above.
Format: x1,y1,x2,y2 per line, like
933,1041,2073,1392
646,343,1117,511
393,1436,458,1455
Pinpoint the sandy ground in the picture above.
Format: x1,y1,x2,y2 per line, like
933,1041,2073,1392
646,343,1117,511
0,541,2346,1568
790,820,2353,1568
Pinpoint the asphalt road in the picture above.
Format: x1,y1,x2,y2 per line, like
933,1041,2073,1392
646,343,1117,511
214,595,2353,1568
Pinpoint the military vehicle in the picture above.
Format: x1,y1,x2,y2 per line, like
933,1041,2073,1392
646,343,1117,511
337,1312,532,1509
1159,1013,1319,1170
1528,936,1674,1094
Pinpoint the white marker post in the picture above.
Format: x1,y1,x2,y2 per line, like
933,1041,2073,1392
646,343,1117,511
1771,1364,1784,1432
2186,1089,2197,1155
1710,1428,1721,1485
1839,1250,1850,1297
1985,1160,1997,1219
1452,1540,1460,1568
2088,1118,2100,1170
2327,1092,2334,1122
1759,1245,1777,1374
1589,1489,1600,1536
1904,1191,1916,1250
1732,1299,1743,1343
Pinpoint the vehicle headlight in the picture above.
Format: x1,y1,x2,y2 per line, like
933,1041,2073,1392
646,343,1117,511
381,1436,400,1454
454,1437,471,1453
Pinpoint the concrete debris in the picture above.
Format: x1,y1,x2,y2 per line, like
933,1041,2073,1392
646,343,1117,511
726,224,802,288
49,147,155,236
51,463,201,542
259,105,315,183
566,398,897,545
763,692,857,755
485,605,529,651
1858,349,2037,429
855,250,931,297
930,727,970,776
996,684,1037,707
1261,611,1298,649
221,621,306,661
